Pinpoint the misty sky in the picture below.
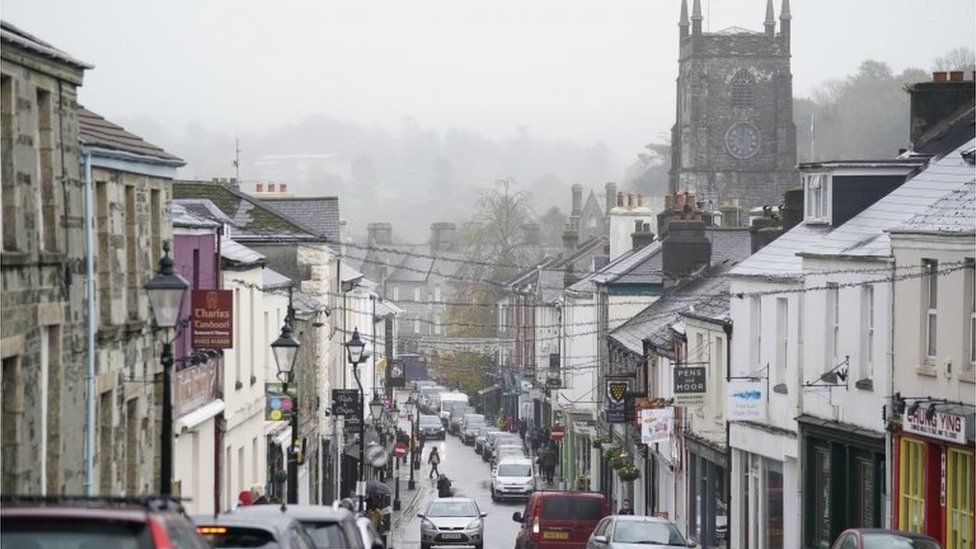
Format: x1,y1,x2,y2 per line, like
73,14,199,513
3,0,974,170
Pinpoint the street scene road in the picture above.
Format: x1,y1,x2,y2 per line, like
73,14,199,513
392,434,525,549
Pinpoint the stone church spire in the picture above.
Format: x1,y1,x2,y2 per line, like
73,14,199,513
679,0,689,38
764,0,775,36
780,0,792,39
691,0,702,35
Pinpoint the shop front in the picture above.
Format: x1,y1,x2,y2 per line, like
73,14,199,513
799,416,885,548
686,434,729,548
893,404,974,548
730,422,797,549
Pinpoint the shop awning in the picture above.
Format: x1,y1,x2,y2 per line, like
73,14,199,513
174,400,225,434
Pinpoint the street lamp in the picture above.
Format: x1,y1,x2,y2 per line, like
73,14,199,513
345,328,368,511
271,316,301,504
144,242,189,498
404,395,417,490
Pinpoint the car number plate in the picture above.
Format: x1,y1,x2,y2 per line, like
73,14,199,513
441,533,463,539
543,531,569,540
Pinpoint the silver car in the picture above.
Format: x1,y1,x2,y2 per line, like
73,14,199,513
418,497,486,549
587,515,695,549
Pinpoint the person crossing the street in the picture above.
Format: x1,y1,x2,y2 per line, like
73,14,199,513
428,446,441,479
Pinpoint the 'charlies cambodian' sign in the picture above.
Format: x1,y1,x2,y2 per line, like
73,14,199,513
903,408,966,444
191,290,233,349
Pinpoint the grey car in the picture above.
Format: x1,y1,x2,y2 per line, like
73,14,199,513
418,497,487,549
228,504,367,549
587,515,694,549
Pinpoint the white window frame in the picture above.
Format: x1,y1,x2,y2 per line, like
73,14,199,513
860,285,874,380
413,316,420,334
435,286,441,302
392,286,399,301
750,296,762,368
775,297,788,387
923,259,938,360
414,287,421,302
826,283,839,367
803,172,831,223
965,259,975,370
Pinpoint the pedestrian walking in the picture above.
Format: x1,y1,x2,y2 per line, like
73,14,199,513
428,447,441,478
250,484,269,505
518,419,527,440
537,444,556,484
618,498,634,515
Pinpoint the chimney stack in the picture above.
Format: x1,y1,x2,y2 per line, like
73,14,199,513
367,222,393,246
430,222,457,252
571,184,583,215
562,218,580,258
521,222,541,246
662,220,711,286
631,220,655,251
910,72,976,148
604,182,617,216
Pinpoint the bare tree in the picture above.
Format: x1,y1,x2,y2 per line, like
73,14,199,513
932,46,976,72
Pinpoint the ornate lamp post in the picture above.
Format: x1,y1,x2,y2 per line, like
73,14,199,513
404,395,418,490
345,328,367,510
144,242,189,498
271,313,301,504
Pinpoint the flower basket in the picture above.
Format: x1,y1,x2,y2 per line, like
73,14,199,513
602,445,622,462
609,455,627,470
617,464,640,482
591,435,609,449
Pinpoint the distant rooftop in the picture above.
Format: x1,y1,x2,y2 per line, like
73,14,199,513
78,107,184,166
0,20,92,70
258,196,341,244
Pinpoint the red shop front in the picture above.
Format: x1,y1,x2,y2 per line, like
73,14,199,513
892,405,974,548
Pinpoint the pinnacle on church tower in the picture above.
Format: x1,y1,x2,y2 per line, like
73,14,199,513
764,0,776,36
679,0,690,38
780,0,791,48
691,0,702,35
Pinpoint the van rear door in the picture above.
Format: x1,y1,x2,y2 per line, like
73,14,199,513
538,494,608,547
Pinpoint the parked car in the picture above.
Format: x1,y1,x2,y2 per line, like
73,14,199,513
475,427,500,454
830,529,941,549
1,496,208,549
461,414,487,445
512,491,610,549
491,457,535,501
419,414,446,440
586,515,693,548
193,512,315,549
492,443,528,466
449,406,474,435
418,497,487,549
485,433,521,462
228,504,366,549
355,516,385,549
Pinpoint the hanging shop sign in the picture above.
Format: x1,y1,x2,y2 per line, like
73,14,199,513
545,353,562,389
606,377,631,424
388,358,406,388
265,382,296,421
903,408,966,444
191,290,233,349
727,380,766,421
641,408,673,445
332,389,361,418
673,366,707,406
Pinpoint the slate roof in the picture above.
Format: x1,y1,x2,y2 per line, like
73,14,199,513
262,268,292,290
171,203,219,230
78,107,184,165
565,240,663,294
801,139,976,259
174,181,323,242
890,178,975,235
0,20,92,69
258,197,340,243
221,236,266,268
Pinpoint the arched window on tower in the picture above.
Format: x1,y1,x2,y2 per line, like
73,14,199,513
731,70,756,108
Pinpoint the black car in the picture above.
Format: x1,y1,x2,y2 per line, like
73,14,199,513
418,414,446,440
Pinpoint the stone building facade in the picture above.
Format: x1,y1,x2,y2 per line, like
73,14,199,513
1,20,91,495
669,0,798,213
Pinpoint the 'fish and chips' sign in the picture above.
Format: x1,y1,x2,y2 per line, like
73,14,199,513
191,290,233,349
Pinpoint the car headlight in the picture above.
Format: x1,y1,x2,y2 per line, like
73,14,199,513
421,519,437,531
465,519,482,530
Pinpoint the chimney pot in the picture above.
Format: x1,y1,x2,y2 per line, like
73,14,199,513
268,183,275,192
256,183,263,193
933,71,948,82
617,192,624,207
949,70,964,82
279,183,287,193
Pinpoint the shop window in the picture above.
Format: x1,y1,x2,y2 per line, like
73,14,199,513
763,459,784,548
946,448,974,549
810,445,832,546
898,437,926,533
851,452,878,527
922,259,938,360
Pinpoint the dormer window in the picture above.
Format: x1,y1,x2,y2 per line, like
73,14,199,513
804,173,830,223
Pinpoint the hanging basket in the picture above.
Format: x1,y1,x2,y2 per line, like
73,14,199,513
592,435,609,449
602,444,623,462
617,464,640,482
609,455,628,470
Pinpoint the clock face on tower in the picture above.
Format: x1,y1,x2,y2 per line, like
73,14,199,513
725,122,761,159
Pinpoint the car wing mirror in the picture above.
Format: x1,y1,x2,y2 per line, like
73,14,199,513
593,535,608,544
512,511,522,522
416,513,425,519
687,542,698,548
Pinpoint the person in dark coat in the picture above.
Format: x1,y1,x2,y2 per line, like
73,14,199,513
537,445,557,484
618,498,634,515
436,474,452,498
518,419,528,440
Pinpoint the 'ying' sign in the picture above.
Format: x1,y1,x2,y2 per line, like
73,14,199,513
903,408,967,444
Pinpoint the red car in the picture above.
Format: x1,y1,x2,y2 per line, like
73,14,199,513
1,496,209,549
830,528,942,549
512,491,610,549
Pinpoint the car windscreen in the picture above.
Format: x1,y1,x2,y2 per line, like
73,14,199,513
862,534,941,549
419,416,440,426
425,501,478,518
1,518,153,549
541,497,604,521
196,526,279,549
612,521,685,545
497,464,532,477
297,521,349,549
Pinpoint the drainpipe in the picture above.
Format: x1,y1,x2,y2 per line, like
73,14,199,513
82,150,96,495
885,261,896,527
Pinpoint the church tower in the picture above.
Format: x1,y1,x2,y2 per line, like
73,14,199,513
668,0,798,214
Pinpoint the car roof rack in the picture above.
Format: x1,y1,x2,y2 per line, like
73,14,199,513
0,495,190,513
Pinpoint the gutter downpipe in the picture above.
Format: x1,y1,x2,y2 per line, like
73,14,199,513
885,260,896,527
82,150,96,495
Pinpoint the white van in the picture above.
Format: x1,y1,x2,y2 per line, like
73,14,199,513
491,457,535,501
